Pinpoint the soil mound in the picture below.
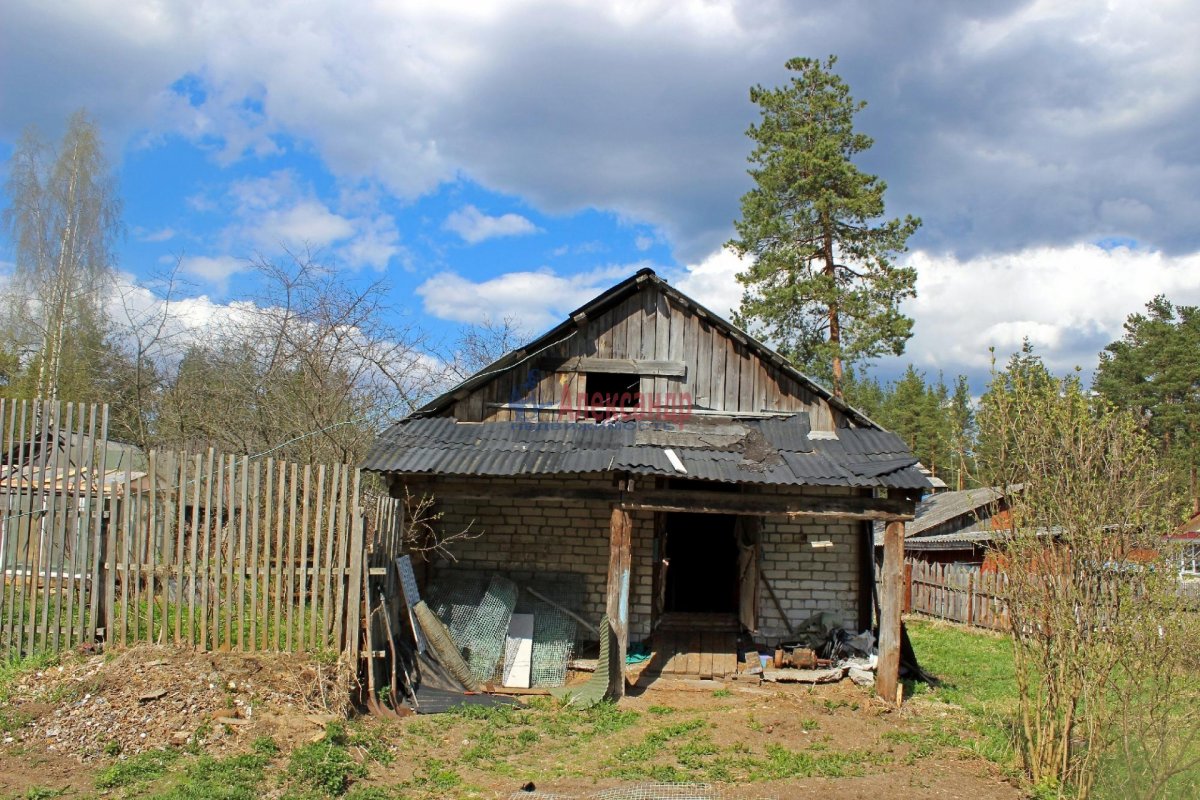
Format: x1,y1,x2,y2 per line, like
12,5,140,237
5,645,352,760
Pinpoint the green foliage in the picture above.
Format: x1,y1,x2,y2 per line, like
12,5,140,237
95,748,181,789
406,759,462,792
342,788,396,800
729,55,920,394
845,365,974,487
10,789,65,800
975,348,1195,798
1094,295,1200,504
252,736,280,757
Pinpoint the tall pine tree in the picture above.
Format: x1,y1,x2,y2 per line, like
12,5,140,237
729,55,920,396
1094,296,1200,509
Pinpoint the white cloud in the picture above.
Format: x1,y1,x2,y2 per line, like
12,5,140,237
671,247,747,319
443,205,540,244
180,170,405,282
897,244,1200,379
179,254,247,286
670,243,1200,385
8,1,1200,263
253,199,355,250
135,226,177,242
416,264,642,330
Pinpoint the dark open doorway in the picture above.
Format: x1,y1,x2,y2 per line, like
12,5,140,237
661,512,739,614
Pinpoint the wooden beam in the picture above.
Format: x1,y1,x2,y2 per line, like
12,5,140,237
606,507,633,699
484,402,803,419
398,481,915,522
619,488,915,521
536,357,687,378
876,520,904,704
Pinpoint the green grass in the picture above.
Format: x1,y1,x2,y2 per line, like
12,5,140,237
906,618,1018,765
106,597,338,654
909,617,1200,796
5,789,67,800
148,751,273,800
286,721,366,797
0,650,61,733
607,714,891,785
95,748,182,790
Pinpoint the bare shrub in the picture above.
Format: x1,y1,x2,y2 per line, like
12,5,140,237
976,353,1197,798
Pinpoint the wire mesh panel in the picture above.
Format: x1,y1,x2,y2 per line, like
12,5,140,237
427,570,582,687
451,574,518,682
525,593,577,687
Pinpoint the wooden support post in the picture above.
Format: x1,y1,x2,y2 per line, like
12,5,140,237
606,506,633,699
877,521,904,704
903,561,913,613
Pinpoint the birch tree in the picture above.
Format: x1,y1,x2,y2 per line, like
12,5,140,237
2,110,121,400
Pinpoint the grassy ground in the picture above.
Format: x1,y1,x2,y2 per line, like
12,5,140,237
0,621,1027,800
905,618,1019,768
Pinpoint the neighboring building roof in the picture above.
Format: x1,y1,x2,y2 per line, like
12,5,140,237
872,485,1012,547
362,413,933,489
1169,510,1200,540
902,529,1000,551
908,486,1008,537
412,267,882,429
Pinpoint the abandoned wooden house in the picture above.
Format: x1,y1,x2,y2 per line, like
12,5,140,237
362,268,931,698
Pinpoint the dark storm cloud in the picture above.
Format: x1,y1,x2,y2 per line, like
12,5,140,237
2,1,1197,261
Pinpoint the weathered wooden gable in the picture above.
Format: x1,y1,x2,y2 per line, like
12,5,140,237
443,273,852,430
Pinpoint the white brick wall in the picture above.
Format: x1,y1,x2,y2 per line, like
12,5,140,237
758,517,861,639
398,475,864,642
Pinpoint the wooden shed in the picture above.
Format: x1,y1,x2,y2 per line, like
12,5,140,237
363,268,929,698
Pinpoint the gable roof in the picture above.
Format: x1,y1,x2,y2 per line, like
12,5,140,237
413,267,880,428
908,486,1009,537
362,413,932,489
872,485,1012,547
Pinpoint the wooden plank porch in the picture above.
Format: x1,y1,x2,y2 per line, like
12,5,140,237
643,612,739,679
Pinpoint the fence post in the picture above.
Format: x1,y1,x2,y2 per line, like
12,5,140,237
966,571,975,627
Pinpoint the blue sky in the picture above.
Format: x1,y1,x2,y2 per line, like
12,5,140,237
2,0,1199,395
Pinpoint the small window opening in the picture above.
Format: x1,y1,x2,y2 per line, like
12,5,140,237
584,372,640,409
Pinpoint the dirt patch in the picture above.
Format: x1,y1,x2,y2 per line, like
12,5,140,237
348,676,1023,799
0,654,1023,799
2,644,351,761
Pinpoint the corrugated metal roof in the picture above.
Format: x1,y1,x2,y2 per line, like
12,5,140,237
362,413,934,490
871,485,1013,546
909,486,1008,536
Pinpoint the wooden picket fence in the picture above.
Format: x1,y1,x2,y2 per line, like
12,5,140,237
0,399,110,656
105,452,367,655
0,397,403,661
903,558,1010,631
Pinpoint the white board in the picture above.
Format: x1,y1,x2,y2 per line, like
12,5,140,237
502,613,534,688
